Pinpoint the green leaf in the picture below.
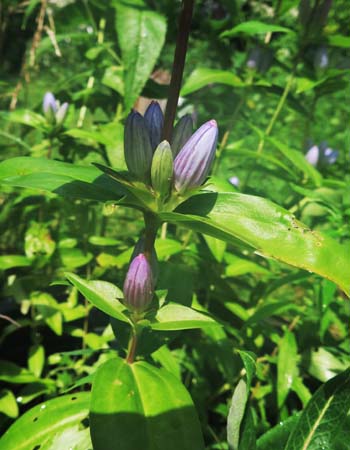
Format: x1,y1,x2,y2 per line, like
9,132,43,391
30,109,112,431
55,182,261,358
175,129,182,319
90,356,205,450
0,255,31,270
237,350,256,391
220,21,293,38
328,34,350,48
59,248,93,269
268,137,322,186
285,369,350,450
0,389,19,418
227,379,248,450
28,344,45,378
0,157,125,202
102,65,124,96
307,347,349,383
2,109,46,129
65,272,130,324
277,330,298,408
160,192,350,297
257,414,300,450
0,360,39,384
181,67,244,96
114,0,167,110
0,393,90,450
150,303,217,331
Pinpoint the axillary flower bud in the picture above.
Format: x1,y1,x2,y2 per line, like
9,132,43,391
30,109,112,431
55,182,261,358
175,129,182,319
151,141,173,199
123,253,154,314
131,237,159,283
144,101,164,151
124,111,153,182
171,114,193,157
173,120,218,194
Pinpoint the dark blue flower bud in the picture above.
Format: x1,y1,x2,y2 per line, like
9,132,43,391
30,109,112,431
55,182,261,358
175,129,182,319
124,111,153,182
174,120,218,194
171,115,194,157
123,253,154,313
144,101,164,151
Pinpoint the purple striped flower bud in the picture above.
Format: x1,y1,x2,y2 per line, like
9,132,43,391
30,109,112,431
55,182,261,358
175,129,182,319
144,101,164,151
131,237,159,283
123,253,154,313
124,111,153,182
171,114,194,157
173,120,218,194
43,92,57,123
55,102,69,125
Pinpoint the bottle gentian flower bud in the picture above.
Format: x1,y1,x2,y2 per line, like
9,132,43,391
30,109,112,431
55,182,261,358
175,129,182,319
144,101,164,151
131,237,159,283
43,92,57,123
174,120,218,194
124,111,153,182
171,114,193,157
151,140,173,199
123,253,154,313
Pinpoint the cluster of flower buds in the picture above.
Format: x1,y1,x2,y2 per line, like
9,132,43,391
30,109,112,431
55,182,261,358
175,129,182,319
305,142,338,167
43,92,69,127
246,47,273,74
124,101,218,197
299,0,332,36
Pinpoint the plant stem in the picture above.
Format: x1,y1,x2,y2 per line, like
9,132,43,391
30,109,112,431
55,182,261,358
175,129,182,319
162,0,194,142
256,69,296,154
126,327,138,364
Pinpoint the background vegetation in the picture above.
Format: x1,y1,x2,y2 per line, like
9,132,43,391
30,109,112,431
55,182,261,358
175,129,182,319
0,0,349,448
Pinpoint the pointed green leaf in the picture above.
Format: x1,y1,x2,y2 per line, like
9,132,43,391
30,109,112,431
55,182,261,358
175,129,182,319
150,303,217,331
277,330,298,408
65,272,130,324
113,0,167,110
0,393,90,450
160,193,350,296
0,157,125,202
221,21,293,38
285,369,350,450
90,357,205,450
181,67,244,96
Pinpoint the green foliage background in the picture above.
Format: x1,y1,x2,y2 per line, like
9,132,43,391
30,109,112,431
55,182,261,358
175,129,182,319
0,0,350,448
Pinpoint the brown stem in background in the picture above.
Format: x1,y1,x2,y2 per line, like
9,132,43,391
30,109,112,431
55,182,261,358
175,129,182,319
162,0,194,142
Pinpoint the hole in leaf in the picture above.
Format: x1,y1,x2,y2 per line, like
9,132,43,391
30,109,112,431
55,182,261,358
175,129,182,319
32,445,40,450
71,396,77,401
33,417,38,422
82,417,89,428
